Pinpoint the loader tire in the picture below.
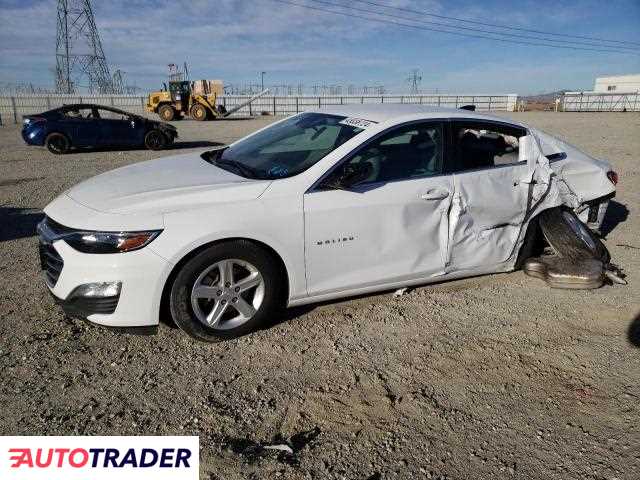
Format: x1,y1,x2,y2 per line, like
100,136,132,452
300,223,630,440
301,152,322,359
158,105,175,121
538,207,610,263
190,104,208,121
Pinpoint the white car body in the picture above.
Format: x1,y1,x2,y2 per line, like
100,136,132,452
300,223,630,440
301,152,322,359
41,105,616,329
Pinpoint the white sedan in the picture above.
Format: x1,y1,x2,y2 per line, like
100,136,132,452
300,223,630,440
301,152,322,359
39,105,617,341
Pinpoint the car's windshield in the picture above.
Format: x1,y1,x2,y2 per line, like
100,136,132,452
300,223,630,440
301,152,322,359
208,113,366,180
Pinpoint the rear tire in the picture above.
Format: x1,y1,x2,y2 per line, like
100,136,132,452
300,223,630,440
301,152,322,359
169,241,286,342
158,105,175,121
144,130,168,150
539,207,610,262
190,103,208,121
45,132,70,154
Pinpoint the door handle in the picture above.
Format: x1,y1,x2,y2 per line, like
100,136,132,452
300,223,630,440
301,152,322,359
420,189,450,201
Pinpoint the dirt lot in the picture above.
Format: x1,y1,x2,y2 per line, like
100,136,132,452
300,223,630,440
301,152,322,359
1,112,639,479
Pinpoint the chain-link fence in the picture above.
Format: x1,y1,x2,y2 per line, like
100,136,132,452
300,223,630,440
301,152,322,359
0,93,519,125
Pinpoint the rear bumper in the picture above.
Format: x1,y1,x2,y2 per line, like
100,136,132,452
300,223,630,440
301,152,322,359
22,127,45,145
576,191,615,232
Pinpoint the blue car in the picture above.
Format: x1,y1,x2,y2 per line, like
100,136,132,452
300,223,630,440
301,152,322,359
22,104,177,154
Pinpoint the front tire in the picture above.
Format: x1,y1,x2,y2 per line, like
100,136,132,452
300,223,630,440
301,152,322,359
144,130,168,150
169,241,285,342
190,103,208,121
45,132,70,154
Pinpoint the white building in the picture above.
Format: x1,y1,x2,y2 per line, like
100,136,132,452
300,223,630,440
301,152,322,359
594,74,640,93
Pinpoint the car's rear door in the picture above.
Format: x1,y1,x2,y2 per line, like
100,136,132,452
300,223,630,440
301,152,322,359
445,120,530,271
304,121,453,296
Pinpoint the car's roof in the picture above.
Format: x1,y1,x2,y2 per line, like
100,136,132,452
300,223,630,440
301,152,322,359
51,103,137,116
306,104,523,126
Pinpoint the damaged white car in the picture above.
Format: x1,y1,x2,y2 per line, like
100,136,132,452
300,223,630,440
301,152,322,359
39,105,618,341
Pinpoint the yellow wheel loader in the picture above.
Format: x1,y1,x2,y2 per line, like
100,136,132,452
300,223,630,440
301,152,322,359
146,80,269,122
146,80,225,121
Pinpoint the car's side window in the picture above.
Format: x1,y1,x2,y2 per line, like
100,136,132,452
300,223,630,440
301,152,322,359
452,121,526,172
98,108,128,121
62,107,96,120
328,122,444,186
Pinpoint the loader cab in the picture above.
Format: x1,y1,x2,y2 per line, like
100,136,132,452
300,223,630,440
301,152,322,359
169,81,191,112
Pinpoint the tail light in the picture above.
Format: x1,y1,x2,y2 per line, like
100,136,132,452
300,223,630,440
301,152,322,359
606,171,618,185
24,116,46,125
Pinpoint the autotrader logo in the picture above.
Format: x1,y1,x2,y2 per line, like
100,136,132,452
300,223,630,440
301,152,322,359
0,436,199,480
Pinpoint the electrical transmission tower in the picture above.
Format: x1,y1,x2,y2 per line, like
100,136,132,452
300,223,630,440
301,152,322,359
56,0,115,94
407,69,422,95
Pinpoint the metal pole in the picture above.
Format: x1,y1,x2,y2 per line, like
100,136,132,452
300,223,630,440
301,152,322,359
261,72,265,92
273,96,276,115
64,0,71,93
11,97,17,124
296,96,299,113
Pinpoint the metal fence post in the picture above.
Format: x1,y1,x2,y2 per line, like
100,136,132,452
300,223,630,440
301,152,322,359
11,97,17,124
273,96,276,115
296,97,299,113
488,96,492,111
381,96,384,103
340,96,343,105
318,97,321,108
361,96,364,104
110,96,114,106
438,95,441,106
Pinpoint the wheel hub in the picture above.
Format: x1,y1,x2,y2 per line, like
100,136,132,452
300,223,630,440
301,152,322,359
190,259,264,330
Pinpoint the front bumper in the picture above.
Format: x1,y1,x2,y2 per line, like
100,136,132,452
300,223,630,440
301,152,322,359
38,231,170,328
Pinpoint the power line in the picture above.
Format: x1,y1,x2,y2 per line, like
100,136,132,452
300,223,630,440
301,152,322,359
349,0,640,47
318,0,639,50
269,0,638,55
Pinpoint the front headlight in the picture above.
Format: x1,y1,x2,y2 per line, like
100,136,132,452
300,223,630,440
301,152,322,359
64,230,162,254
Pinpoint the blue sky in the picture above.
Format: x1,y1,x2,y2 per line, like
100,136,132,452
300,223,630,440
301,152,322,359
0,0,639,94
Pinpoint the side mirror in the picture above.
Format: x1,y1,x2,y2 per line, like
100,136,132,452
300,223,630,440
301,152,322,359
323,161,373,190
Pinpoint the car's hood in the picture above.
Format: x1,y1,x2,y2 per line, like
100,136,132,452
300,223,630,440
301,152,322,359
65,151,272,215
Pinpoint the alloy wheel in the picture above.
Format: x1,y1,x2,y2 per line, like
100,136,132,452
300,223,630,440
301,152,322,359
190,259,265,330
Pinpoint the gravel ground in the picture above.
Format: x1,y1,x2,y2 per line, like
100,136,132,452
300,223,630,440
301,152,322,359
1,112,639,479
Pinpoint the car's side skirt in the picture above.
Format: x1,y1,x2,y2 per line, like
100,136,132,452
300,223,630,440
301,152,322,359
287,262,514,307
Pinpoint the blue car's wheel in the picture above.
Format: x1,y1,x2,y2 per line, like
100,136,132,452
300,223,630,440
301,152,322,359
144,130,167,151
45,133,70,154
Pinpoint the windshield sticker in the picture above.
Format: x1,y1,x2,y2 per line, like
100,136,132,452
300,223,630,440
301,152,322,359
339,117,377,129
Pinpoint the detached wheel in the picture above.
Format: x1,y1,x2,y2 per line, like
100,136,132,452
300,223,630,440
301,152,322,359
190,103,208,121
539,207,610,262
45,132,70,154
169,241,285,342
144,130,168,150
158,105,176,121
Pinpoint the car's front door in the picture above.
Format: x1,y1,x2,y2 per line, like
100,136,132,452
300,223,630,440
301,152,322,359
96,108,139,146
304,121,453,296
446,120,530,271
